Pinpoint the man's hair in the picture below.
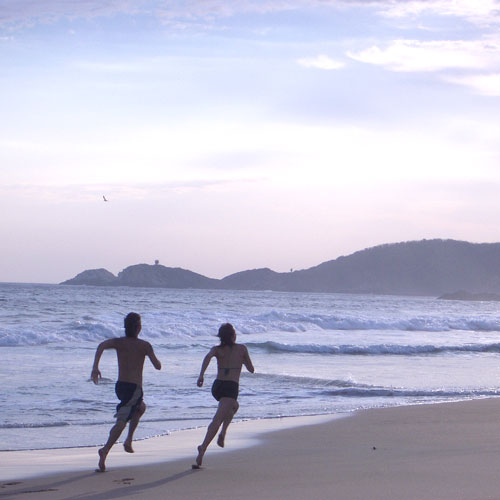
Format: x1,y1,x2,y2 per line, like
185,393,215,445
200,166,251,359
218,323,236,347
124,312,141,337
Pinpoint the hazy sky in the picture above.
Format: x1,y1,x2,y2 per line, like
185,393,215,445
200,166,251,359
2,0,500,283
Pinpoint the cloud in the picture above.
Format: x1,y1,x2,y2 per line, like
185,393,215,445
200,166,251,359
0,0,298,29
297,54,344,70
446,73,500,95
348,39,500,72
0,0,146,28
3,0,500,32
375,0,500,25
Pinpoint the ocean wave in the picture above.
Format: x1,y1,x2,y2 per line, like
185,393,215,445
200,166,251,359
251,372,373,388
2,296,500,346
320,388,500,398
244,310,500,333
0,321,118,346
0,416,210,430
249,372,500,399
247,341,500,356
0,422,71,429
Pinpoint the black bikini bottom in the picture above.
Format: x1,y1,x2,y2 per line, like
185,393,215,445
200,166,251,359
211,379,239,401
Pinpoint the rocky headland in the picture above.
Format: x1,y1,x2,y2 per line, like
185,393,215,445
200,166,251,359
61,239,500,298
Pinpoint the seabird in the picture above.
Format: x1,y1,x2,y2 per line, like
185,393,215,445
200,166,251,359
103,195,108,202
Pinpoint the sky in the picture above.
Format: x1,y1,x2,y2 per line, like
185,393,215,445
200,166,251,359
1,0,500,283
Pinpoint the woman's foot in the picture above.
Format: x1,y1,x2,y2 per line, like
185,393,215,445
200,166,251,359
123,440,134,453
195,445,205,467
217,433,225,448
96,448,107,472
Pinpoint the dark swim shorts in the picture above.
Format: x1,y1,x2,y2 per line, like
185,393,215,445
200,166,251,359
211,379,239,401
114,381,143,422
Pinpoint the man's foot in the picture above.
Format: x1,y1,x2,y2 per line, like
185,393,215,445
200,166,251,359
217,433,225,448
96,448,107,472
195,445,205,467
123,441,134,453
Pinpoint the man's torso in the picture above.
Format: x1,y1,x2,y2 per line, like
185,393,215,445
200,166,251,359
114,337,149,385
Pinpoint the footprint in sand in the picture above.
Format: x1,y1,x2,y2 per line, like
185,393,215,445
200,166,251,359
113,477,135,485
1,482,23,489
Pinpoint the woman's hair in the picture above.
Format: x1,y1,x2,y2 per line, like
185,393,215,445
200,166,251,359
218,323,236,347
124,312,141,337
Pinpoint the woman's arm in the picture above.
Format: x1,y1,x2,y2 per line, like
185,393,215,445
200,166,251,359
197,347,217,387
242,345,255,373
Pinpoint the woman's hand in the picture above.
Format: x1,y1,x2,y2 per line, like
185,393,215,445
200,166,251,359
91,368,101,384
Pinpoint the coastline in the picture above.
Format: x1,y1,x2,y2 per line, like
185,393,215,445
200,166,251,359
4,398,500,499
0,414,338,482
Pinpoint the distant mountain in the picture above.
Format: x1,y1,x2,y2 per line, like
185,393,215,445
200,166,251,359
219,268,290,290
116,264,218,289
61,239,500,297
61,263,217,289
61,268,117,286
438,291,500,301
286,239,500,295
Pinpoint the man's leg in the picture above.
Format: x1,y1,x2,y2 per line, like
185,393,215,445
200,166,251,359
123,402,146,453
195,398,235,467
97,420,127,472
217,399,239,448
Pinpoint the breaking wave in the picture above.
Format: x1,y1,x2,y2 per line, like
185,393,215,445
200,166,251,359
248,341,500,356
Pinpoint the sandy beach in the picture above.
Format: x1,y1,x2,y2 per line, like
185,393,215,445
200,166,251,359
3,399,500,500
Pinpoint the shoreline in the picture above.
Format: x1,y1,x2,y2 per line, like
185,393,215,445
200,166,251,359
0,413,341,454
3,398,500,499
0,414,339,482
0,397,484,455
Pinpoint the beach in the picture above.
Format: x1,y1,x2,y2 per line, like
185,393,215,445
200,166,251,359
3,398,500,500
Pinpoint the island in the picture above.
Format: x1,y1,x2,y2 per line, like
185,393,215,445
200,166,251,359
61,239,500,298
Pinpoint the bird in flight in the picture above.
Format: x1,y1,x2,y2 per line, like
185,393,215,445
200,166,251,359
103,195,109,202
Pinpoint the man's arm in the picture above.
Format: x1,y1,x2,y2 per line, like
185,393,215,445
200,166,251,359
242,345,255,373
91,339,117,384
197,347,216,387
146,343,162,370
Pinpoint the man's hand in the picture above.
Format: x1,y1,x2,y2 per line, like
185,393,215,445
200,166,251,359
91,368,102,384
197,375,204,387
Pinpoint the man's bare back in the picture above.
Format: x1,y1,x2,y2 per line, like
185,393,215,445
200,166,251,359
93,337,159,386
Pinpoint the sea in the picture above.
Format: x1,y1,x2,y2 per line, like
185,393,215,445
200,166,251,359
2,282,500,452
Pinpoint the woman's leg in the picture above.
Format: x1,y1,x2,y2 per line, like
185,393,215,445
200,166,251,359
196,398,235,466
217,400,239,447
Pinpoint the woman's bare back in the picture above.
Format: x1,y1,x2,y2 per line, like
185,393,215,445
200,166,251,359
214,344,252,382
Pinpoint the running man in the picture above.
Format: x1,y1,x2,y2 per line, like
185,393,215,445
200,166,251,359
194,323,254,468
91,312,161,472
